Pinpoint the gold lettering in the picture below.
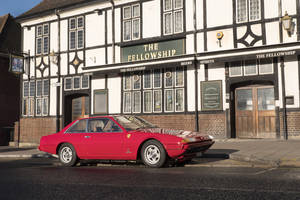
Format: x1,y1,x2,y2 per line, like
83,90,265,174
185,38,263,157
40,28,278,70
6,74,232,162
162,51,168,57
172,49,176,56
132,55,136,61
154,43,158,50
128,55,132,62
145,53,150,60
158,51,162,58
150,52,157,59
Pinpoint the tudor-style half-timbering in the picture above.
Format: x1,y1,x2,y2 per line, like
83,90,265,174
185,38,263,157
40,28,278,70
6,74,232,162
14,0,300,145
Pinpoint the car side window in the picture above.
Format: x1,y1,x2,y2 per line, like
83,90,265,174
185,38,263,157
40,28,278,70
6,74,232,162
66,119,87,133
88,118,122,133
88,118,108,133
103,120,122,132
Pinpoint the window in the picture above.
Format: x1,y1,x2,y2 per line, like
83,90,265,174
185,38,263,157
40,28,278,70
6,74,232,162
23,80,49,116
123,4,140,41
36,24,49,55
66,119,87,133
229,59,273,77
244,60,257,76
236,0,261,23
88,118,122,133
69,16,84,50
94,90,108,114
163,0,183,35
122,67,185,113
35,79,49,116
259,58,273,74
64,75,89,91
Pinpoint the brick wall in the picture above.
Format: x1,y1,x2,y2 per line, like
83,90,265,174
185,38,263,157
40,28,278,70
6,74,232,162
15,117,56,144
280,111,300,138
141,113,226,138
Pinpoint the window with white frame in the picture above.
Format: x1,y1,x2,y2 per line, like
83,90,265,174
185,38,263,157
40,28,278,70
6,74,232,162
229,59,273,77
36,24,49,55
163,0,183,35
35,79,49,116
123,4,140,41
23,80,49,116
64,75,89,91
236,0,261,23
123,67,185,114
69,16,84,50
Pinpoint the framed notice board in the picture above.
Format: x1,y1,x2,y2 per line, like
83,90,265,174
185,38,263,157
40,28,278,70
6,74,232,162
201,80,223,111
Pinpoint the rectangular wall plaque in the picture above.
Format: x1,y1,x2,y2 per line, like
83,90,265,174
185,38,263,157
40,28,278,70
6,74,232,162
201,80,223,111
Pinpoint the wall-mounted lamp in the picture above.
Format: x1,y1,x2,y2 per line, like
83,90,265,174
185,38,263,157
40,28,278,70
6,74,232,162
49,50,58,64
281,11,292,37
93,9,103,15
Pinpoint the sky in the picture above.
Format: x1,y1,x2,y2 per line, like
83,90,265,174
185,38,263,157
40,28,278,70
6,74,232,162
0,0,42,17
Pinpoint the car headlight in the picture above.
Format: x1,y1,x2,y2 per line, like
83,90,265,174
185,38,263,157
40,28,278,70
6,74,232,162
181,138,196,143
208,135,214,139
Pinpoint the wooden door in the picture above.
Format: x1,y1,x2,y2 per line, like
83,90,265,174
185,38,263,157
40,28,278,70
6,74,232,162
235,86,275,138
72,96,89,121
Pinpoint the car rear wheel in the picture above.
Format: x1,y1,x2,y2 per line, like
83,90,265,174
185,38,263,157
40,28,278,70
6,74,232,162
58,143,77,167
141,140,166,168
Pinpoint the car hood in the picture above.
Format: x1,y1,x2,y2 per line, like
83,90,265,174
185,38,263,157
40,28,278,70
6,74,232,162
136,128,213,141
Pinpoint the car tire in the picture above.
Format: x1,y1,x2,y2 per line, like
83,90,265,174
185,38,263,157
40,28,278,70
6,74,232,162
58,143,78,167
141,140,166,168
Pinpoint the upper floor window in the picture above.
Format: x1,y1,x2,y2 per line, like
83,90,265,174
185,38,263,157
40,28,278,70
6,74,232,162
36,24,49,55
236,0,261,23
163,0,183,35
69,16,84,50
123,4,140,41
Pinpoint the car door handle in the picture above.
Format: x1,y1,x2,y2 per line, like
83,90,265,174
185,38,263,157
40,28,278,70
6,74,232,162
84,136,91,139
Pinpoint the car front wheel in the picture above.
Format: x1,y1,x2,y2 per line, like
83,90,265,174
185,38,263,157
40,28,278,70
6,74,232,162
58,143,78,167
141,140,166,168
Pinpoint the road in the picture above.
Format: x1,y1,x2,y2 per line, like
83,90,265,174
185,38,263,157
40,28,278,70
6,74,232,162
0,158,300,200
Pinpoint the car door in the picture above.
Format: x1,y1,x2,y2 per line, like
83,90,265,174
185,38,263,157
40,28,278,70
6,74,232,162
63,119,91,157
85,118,125,159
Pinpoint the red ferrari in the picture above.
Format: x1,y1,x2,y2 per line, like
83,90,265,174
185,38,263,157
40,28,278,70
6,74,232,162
39,116,214,168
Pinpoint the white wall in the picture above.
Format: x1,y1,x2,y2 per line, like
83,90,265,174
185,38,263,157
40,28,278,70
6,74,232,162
107,75,121,114
206,0,232,28
187,66,195,112
284,57,299,108
143,0,161,38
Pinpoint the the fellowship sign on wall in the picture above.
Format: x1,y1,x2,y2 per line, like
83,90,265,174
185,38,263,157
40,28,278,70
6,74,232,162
121,39,185,62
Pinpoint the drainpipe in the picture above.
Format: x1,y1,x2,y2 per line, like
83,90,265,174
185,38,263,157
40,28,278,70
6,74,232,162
193,0,199,132
280,57,288,140
55,9,61,132
109,0,115,64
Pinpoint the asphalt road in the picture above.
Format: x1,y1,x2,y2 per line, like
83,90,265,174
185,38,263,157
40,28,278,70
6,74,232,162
0,158,300,200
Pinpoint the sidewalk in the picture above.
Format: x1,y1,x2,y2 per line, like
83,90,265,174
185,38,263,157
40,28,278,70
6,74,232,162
0,146,52,158
0,139,300,168
202,139,300,167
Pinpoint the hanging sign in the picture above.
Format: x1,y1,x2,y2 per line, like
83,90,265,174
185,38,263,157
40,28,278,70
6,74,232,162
9,54,24,74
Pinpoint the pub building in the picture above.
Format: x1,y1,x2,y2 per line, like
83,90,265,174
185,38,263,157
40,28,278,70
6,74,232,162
14,0,300,146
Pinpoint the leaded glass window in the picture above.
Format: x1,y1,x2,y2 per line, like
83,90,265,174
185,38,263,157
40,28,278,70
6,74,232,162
123,4,140,41
144,91,152,113
236,0,261,23
163,0,183,35
36,24,49,55
69,16,84,50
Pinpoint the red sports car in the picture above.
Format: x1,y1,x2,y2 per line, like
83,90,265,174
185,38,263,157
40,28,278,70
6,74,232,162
39,116,214,168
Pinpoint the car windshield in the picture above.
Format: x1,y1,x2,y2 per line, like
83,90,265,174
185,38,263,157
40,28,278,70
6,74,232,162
114,116,158,131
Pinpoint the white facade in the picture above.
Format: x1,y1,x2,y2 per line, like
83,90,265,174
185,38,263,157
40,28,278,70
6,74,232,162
18,0,300,141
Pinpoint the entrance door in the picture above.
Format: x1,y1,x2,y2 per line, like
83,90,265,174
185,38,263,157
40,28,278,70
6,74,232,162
235,86,276,138
72,96,89,121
